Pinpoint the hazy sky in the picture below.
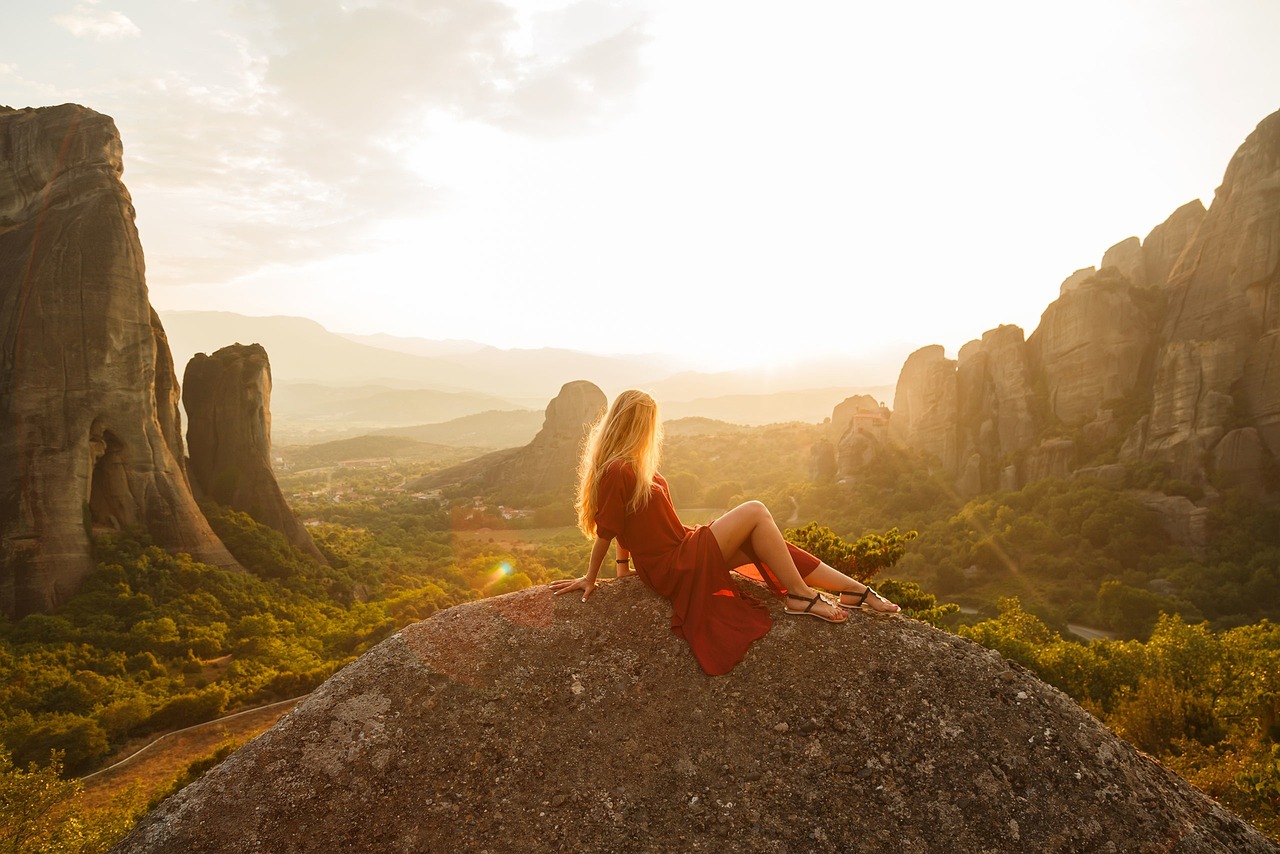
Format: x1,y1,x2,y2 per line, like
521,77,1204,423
4,1,1279,376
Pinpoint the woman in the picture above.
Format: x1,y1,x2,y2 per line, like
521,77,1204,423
550,389,898,675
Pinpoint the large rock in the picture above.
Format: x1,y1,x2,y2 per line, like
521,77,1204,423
1134,110,1280,479
411,380,607,503
1027,268,1153,426
890,345,958,472
183,343,326,563
890,108,1280,496
1142,200,1206,288
830,394,890,480
111,582,1276,853
953,326,1040,494
0,104,237,616
1100,236,1148,288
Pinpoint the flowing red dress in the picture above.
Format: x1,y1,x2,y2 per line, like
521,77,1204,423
594,460,822,675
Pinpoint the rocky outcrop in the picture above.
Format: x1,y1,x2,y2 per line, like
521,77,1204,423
183,344,326,563
1100,236,1148,288
956,326,1039,493
0,104,238,616
111,582,1276,853
830,394,890,480
1142,200,1206,288
1026,267,1153,427
889,345,957,472
891,328,1042,495
890,108,1280,498
1128,110,1280,480
411,380,607,503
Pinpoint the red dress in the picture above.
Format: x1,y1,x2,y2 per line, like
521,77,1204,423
594,460,821,675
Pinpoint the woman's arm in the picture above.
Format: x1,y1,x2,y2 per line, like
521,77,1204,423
550,536,614,601
615,545,634,578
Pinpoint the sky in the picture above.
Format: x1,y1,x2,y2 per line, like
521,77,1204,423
3,1,1280,378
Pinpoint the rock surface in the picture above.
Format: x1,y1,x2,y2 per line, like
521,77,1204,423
111,581,1276,853
890,345,958,472
1027,267,1153,427
1132,110,1280,479
0,104,237,616
183,343,326,563
890,108,1280,495
411,380,606,503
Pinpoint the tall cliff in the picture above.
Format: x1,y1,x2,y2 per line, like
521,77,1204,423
111,582,1275,853
411,380,607,504
0,104,238,616
885,108,1280,498
183,343,326,563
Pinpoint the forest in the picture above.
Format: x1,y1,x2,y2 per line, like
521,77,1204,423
2,421,1277,850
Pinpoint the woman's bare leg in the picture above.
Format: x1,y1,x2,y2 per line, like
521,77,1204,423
710,501,845,621
804,563,900,613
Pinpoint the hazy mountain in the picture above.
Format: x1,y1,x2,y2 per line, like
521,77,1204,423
161,310,902,438
374,409,547,449
661,386,894,426
271,382,522,425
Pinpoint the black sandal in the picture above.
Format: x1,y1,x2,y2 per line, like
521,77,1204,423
783,591,845,623
837,586,899,613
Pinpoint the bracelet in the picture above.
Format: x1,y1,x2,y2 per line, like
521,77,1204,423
615,558,630,564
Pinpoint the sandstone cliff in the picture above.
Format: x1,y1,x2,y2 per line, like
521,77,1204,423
885,108,1280,497
183,343,326,563
111,581,1275,853
411,380,606,503
0,104,238,616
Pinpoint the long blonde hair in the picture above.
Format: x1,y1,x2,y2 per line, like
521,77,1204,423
576,389,663,538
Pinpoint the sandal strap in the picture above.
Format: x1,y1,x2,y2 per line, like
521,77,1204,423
786,591,824,613
840,588,869,606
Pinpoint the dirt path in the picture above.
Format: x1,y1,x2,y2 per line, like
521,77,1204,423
78,696,305,812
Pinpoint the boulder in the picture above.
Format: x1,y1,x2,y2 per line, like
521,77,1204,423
0,105,237,616
110,583,1277,853
1130,491,1210,551
1211,428,1269,497
183,343,326,563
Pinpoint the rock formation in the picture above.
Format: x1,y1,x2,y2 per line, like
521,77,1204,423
887,107,1280,498
829,394,890,479
1129,111,1280,478
889,345,958,472
183,343,326,563
0,104,238,616
411,380,606,504
111,582,1276,853
1027,267,1154,428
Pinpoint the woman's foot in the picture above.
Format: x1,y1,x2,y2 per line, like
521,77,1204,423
838,585,900,614
783,590,846,623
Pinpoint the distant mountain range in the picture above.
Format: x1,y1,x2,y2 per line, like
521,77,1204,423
160,310,897,441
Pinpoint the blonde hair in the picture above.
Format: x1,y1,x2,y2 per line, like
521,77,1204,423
576,389,663,538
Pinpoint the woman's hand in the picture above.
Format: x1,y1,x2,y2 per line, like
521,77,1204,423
549,576,597,602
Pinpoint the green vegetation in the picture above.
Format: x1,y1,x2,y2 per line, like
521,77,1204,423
961,601,1280,838
3,420,1279,843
